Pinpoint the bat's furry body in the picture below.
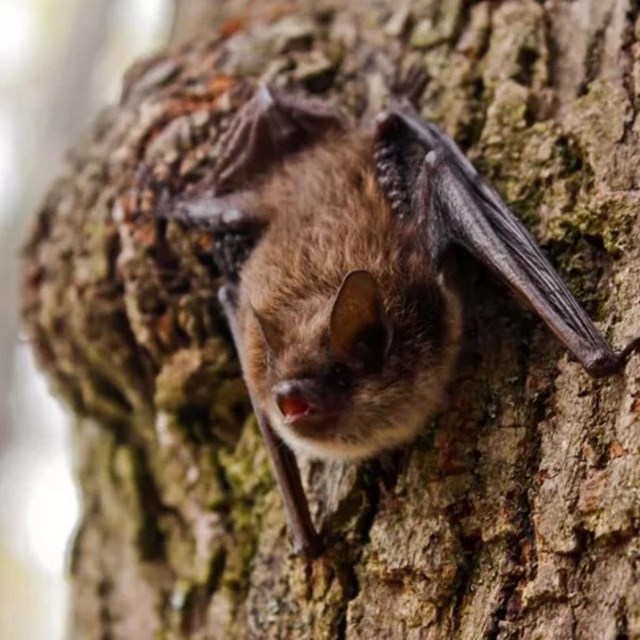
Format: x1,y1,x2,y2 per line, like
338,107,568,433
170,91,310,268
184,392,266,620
237,133,462,458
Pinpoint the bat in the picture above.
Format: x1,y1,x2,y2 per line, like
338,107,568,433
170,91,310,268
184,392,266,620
159,81,640,558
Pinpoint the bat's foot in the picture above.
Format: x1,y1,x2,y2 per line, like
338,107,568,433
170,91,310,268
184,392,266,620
585,338,640,377
586,355,626,377
620,335,640,362
292,532,324,559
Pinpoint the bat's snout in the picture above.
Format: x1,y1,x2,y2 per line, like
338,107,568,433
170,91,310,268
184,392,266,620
272,379,335,430
274,383,311,421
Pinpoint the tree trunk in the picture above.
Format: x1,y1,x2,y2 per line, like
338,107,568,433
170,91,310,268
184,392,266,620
21,1,640,638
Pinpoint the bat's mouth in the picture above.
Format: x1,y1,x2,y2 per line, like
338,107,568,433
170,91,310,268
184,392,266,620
278,397,337,434
277,392,312,422
273,379,341,437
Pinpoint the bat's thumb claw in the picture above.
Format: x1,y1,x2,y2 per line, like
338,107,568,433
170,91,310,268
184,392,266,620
620,335,640,364
254,84,276,108
373,111,400,136
424,150,439,167
217,284,238,310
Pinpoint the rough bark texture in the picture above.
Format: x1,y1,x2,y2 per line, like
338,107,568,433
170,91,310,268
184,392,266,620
21,1,640,638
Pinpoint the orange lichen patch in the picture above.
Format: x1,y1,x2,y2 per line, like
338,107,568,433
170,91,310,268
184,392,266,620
581,443,595,464
578,470,609,514
520,539,534,566
207,74,237,98
609,440,628,459
157,88,236,122
534,468,549,488
132,222,158,249
219,16,249,39
194,231,215,253
135,77,244,160
161,96,219,120
156,311,174,346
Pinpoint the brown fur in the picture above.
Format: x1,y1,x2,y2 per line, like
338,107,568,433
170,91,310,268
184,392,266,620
236,132,463,459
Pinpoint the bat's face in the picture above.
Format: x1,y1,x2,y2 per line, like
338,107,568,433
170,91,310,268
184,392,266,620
243,269,463,460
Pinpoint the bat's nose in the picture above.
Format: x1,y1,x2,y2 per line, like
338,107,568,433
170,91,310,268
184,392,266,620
272,380,314,422
272,379,341,437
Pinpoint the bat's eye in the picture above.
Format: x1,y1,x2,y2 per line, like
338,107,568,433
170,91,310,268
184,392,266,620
329,363,351,388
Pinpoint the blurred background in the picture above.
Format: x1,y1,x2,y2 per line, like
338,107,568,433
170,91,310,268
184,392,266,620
0,1,174,637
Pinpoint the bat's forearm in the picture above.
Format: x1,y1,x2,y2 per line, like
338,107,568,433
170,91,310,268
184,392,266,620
217,285,322,558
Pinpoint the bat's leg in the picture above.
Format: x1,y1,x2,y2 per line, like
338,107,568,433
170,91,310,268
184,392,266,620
373,108,640,377
214,85,348,194
218,285,323,558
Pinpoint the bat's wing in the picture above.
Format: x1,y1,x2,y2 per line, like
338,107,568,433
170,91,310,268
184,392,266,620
218,285,323,558
213,85,348,194
157,85,347,280
373,102,637,376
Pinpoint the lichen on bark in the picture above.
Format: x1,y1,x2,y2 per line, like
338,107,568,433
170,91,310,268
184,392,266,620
21,1,640,638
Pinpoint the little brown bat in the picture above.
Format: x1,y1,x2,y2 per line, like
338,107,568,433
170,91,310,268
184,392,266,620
161,83,640,557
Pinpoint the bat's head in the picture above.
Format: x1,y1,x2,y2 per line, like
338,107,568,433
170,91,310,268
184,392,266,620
244,268,462,460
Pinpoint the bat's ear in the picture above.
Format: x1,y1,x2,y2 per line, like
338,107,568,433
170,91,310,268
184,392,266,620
330,270,393,367
253,309,284,356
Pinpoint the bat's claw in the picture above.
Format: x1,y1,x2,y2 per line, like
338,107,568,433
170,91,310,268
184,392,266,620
616,335,640,373
291,533,325,560
393,64,430,107
621,335,640,359
585,339,640,377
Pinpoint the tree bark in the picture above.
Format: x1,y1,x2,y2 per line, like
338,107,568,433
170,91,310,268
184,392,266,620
21,1,640,638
